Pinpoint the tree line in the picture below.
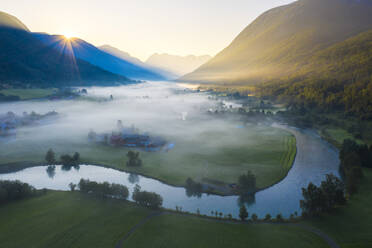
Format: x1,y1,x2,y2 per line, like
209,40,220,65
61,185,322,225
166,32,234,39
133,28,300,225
77,179,129,199
76,179,163,209
46,149,80,166
0,180,39,204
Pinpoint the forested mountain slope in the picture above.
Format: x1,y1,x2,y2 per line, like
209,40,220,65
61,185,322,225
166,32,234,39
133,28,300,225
181,0,372,84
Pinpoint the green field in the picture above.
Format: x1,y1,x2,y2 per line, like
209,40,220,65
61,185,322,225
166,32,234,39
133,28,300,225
124,213,328,248
0,124,296,192
0,191,330,248
0,88,56,100
305,168,372,248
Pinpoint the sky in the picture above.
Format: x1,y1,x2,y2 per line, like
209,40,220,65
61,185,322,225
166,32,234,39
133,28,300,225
1,0,295,61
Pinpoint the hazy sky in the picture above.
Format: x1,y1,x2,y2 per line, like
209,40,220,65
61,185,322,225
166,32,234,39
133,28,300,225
1,0,295,60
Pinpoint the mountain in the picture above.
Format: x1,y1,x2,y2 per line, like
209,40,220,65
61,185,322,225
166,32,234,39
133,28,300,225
99,45,175,79
33,34,165,81
146,53,211,78
181,0,372,84
0,11,29,31
99,45,145,67
0,11,130,87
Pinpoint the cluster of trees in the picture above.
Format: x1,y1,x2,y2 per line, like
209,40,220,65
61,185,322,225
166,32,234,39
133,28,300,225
0,180,38,204
126,151,142,167
185,178,203,198
340,139,372,194
132,185,163,209
78,179,129,199
237,171,257,195
45,149,81,168
300,174,346,217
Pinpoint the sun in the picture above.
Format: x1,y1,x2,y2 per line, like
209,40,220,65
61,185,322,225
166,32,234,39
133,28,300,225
63,32,75,40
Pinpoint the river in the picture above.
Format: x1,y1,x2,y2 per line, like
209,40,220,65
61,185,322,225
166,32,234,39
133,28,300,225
0,123,340,219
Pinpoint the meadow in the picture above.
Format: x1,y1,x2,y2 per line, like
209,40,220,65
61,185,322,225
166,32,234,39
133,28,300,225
0,191,329,248
0,88,55,100
0,123,296,191
0,83,296,192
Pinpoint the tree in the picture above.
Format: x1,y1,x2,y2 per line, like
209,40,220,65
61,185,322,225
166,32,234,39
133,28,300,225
45,149,56,165
73,152,80,163
301,174,346,216
276,213,283,222
320,174,346,210
69,182,76,191
264,214,271,221
300,182,325,216
60,154,73,166
132,184,163,209
77,179,129,199
126,151,142,167
239,205,248,221
251,213,258,222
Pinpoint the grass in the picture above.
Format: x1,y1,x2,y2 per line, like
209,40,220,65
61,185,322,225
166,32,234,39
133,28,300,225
0,191,150,248
280,135,297,171
0,88,56,100
304,168,372,248
321,127,363,148
0,191,330,248
0,124,296,191
125,214,329,248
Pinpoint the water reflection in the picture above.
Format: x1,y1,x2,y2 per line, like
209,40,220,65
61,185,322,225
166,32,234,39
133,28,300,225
46,165,56,179
128,173,139,184
238,193,256,207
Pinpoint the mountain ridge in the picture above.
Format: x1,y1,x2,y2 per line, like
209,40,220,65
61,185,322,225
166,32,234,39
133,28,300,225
181,0,372,84
33,33,165,81
0,12,130,88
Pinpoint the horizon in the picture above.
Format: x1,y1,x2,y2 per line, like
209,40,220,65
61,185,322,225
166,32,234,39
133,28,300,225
1,0,295,61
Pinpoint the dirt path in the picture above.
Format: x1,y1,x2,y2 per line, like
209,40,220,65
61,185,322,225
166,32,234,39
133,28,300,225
115,211,339,248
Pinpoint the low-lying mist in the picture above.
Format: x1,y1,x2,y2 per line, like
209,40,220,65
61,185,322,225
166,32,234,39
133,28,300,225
0,82,254,152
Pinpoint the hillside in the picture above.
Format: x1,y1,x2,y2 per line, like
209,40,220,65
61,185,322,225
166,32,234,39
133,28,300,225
0,11,29,31
0,12,130,88
181,0,372,84
33,34,165,81
146,53,211,78
259,29,372,119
